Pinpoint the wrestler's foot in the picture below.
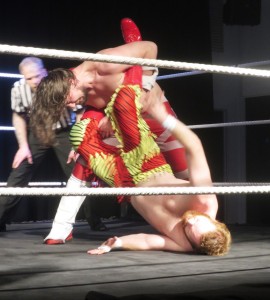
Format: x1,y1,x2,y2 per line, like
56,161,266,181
87,217,108,231
44,231,73,245
91,220,108,231
121,18,142,43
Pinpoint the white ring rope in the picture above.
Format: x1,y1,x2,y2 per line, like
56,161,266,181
0,182,268,187
1,44,270,77
157,60,270,80
189,119,270,129
0,72,22,79
0,126,15,131
1,119,270,133
1,186,270,196
2,59,270,80
0,182,66,187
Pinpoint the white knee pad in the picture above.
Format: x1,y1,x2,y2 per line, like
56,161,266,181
142,67,159,91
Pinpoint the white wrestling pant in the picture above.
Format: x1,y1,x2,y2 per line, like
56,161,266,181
44,175,87,242
44,137,118,242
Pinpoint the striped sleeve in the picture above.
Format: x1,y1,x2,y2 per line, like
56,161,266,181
11,79,32,113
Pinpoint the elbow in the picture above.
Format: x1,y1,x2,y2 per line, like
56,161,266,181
186,133,203,154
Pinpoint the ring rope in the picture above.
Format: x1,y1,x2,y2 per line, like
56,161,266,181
0,126,15,131
1,185,270,196
1,119,270,133
157,60,270,80
189,119,270,129
1,44,270,77
0,182,67,187
1,182,268,187
0,72,23,79
2,59,270,80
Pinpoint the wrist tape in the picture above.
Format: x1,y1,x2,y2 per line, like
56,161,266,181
162,114,177,131
97,237,122,253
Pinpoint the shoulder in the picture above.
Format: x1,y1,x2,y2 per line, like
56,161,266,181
14,78,25,86
12,78,26,89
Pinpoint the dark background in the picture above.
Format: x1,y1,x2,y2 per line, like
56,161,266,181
0,0,224,221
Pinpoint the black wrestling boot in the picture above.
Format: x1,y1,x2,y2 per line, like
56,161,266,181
89,218,108,231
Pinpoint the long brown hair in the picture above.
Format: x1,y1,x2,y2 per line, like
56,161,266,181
30,68,75,145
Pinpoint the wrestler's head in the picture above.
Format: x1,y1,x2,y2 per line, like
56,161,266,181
19,57,47,92
31,68,83,145
182,210,231,256
37,68,79,109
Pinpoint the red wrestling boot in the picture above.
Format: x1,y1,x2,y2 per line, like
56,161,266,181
121,19,143,86
44,231,73,245
121,18,142,43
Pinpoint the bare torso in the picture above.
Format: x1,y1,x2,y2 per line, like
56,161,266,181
131,172,218,250
74,61,126,109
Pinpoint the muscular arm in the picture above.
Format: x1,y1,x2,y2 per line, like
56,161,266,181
84,41,157,75
146,86,213,187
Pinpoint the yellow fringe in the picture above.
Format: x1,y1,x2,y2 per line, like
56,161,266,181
69,118,90,150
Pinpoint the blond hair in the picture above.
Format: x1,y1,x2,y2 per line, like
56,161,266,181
199,220,231,256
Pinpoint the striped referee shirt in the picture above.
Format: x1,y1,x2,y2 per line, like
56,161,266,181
11,79,75,130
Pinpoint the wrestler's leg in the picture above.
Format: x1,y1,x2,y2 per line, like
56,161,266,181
44,159,89,244
121,18,187,179
46,110,113,243
109,85,142,152
106,84,172,185
71,117,123,187
121,18,158,91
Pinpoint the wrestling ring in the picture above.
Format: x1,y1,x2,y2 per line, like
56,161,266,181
0,44,270,300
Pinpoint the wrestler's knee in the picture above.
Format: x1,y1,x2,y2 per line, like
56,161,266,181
174,169,189,180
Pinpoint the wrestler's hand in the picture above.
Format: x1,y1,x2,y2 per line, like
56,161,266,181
87,236,121,255
138,90,150,113
141,84,165,116
98,116,114,139
66,149,78,164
